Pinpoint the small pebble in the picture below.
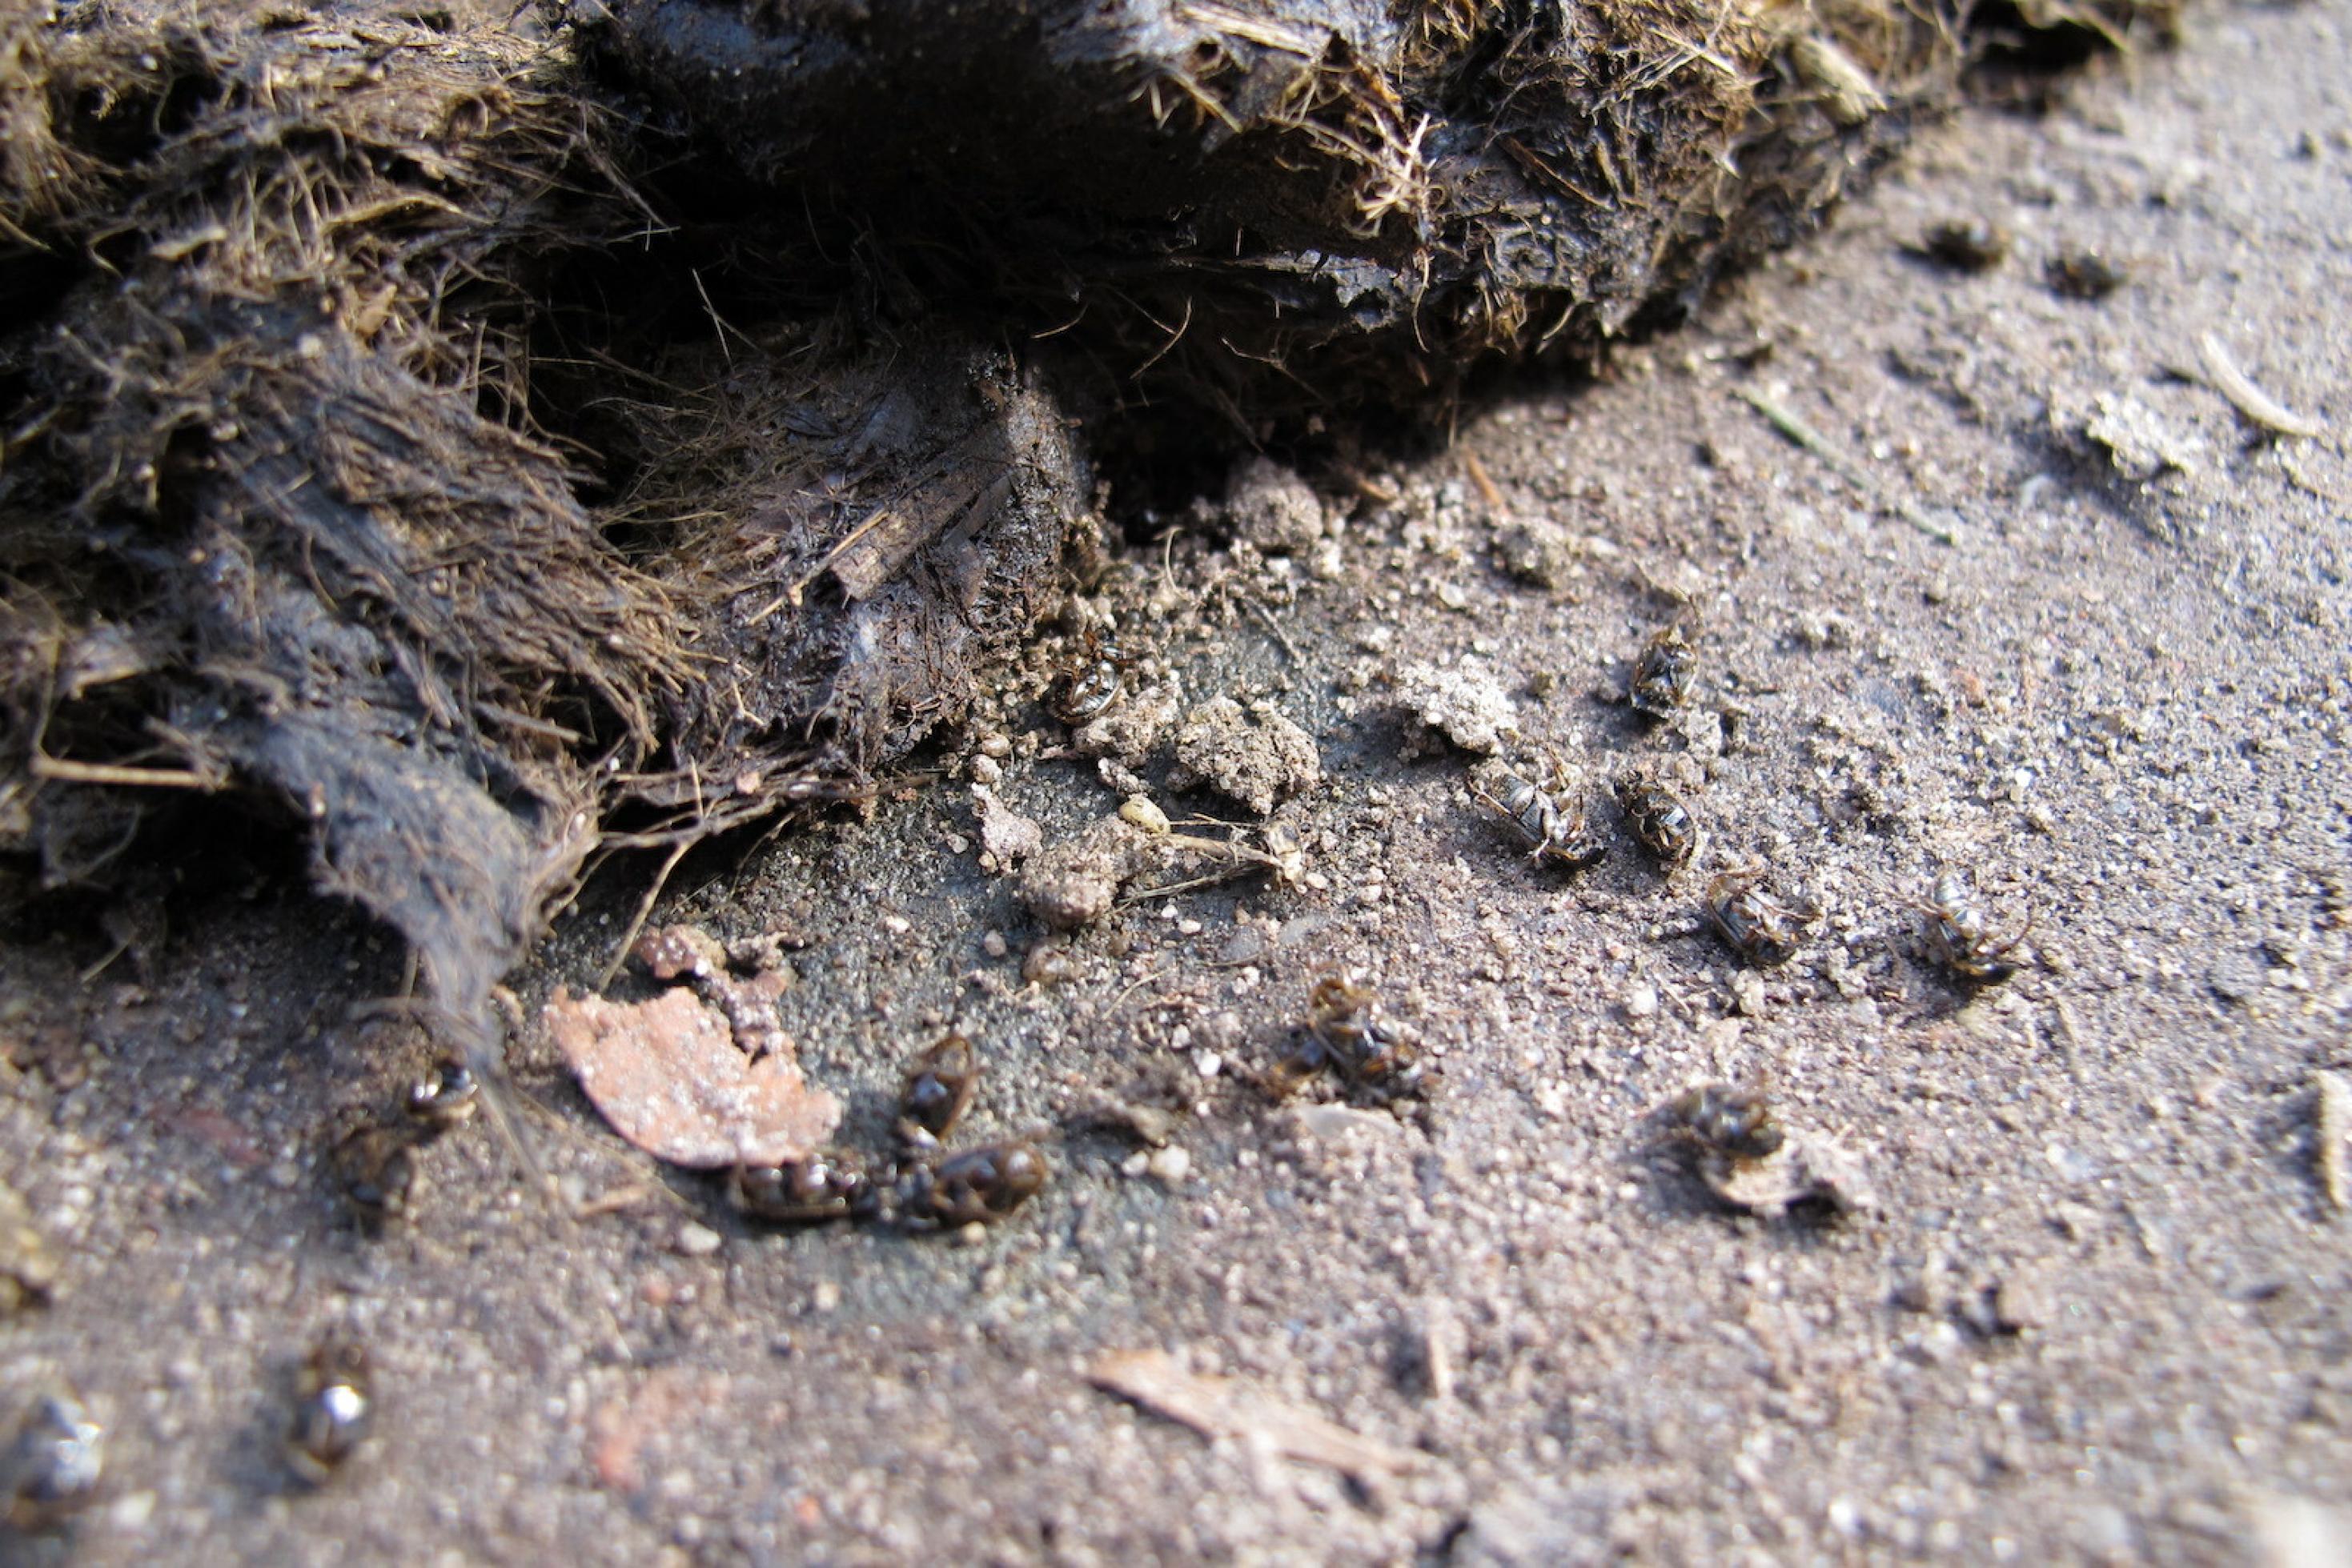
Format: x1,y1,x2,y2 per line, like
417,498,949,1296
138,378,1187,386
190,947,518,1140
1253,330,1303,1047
978,733,1012,759
811,1280,841,1312
1120,1152,1150,1178
981,930,1009,959
1148,1147,1192,1184
956,1221,989,1247
1194,1050,1222,1078
1624,984,1659,1019
676,1222,724,1258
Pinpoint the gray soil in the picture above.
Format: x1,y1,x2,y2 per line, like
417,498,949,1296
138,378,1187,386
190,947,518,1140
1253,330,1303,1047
5,3,2351,1562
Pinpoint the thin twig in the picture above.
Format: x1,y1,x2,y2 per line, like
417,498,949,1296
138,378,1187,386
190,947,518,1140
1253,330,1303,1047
1105,968,1173,1016
596,838,692,992
2197,331,2327,439
1462,448,1507,515
1732,385,1956,544
30,755,218,789
1246,599,1302,665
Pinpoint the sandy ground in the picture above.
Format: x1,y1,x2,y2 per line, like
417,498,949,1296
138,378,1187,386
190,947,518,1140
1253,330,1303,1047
5,2,2352,1562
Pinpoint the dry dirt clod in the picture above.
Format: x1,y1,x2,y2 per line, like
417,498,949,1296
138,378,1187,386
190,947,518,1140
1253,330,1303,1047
1696,1132,1876,1220
2061,390,2205,481
543,988,841,1169
1492,519,1579,589
1168,699,1321,816
1219,456,1328,555
632,924,727,981
1395,656,1519,754
970,784,1045,866
1072,687,1179,768
1017,816,1153,930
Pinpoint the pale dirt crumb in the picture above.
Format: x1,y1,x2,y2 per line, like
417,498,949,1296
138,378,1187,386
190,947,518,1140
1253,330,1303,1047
633,924,724,982
1016,816,1147,929
1219,456,1329,555
1698,1129,1876,1220
1073,685,1180,767
1168,697,1321,815
970,783,1045,865
1394,656,1518,753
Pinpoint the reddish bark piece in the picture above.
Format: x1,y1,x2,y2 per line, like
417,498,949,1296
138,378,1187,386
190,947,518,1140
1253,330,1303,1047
544,987,839,1169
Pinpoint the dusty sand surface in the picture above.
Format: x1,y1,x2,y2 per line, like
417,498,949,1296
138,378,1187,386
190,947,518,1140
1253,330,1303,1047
4,2,2351,1561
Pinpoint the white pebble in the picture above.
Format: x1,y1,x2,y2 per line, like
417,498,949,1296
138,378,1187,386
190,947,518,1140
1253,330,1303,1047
1148,1146,1192,1184
676,1222,724,1257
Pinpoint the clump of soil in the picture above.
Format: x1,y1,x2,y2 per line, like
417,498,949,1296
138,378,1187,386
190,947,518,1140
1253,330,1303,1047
1169,699,1322,816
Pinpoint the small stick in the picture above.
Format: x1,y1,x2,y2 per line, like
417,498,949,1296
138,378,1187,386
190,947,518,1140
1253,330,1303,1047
2317,1071,2351,1213
30,755,217,789
1733,385,1956,544
1462,449,1507,515
2197,332,2327,439
596,838,692,992
1246,599,1302,665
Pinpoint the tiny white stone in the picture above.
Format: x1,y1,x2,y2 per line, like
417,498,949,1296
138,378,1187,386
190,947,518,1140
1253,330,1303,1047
676,1222,724,1257
1148,1146,1192,1184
